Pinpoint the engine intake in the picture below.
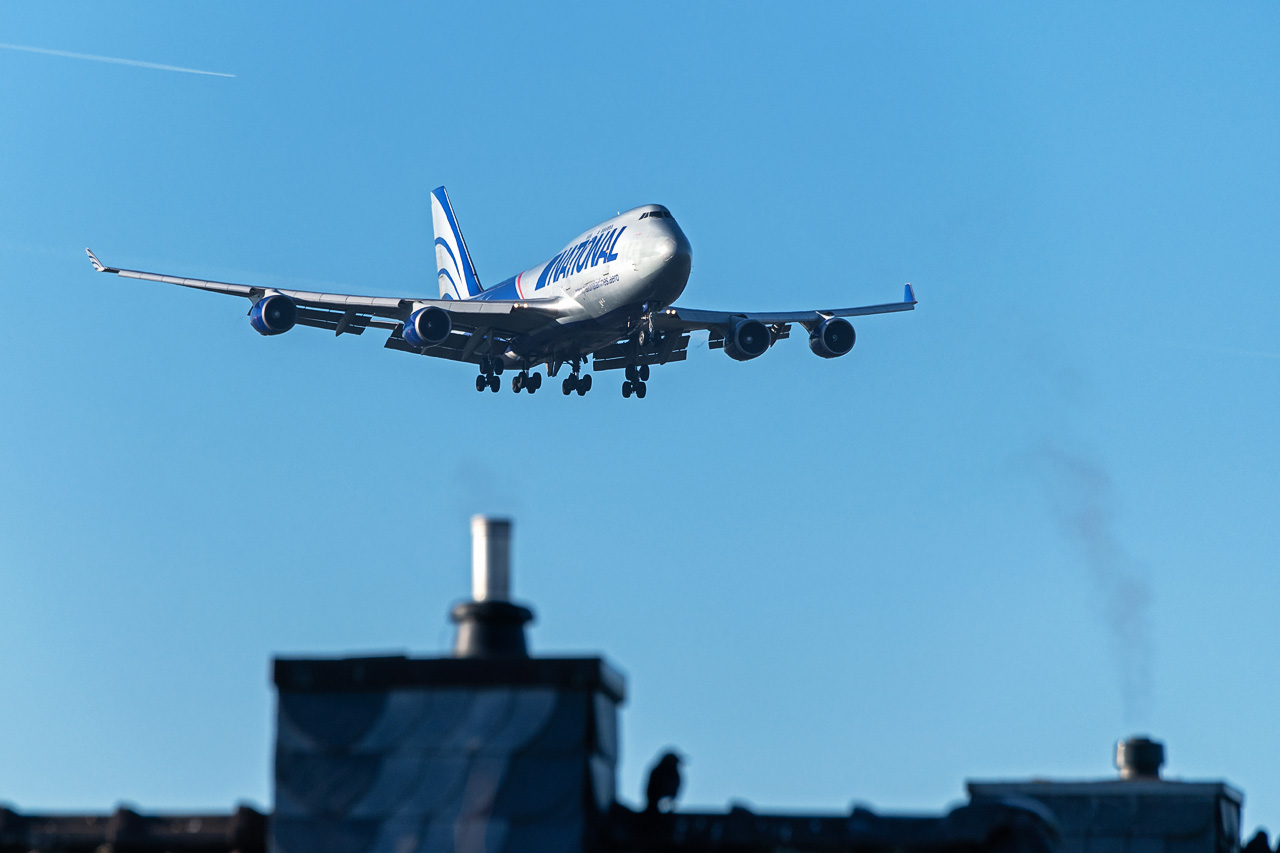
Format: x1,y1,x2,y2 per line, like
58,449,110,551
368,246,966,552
403,306,452,349
249,294,297,336
809,317,855,358
724,318,771,361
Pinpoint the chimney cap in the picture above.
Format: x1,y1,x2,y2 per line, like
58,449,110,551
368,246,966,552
1116,735,1165,780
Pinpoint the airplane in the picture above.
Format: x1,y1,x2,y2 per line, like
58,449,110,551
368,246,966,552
86,187,916,398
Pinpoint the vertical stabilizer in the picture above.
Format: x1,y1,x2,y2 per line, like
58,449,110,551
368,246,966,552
430,186,483,300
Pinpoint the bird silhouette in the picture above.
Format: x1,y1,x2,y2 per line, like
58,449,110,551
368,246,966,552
1243,831,1270,853
645,751,683,814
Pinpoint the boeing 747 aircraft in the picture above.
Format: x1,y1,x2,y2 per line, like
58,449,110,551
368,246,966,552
87,187,916,398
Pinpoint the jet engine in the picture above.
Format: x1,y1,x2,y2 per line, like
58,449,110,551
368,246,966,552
403,306,452,349
249,294,297,336
723,318,771,361
808,317,856,358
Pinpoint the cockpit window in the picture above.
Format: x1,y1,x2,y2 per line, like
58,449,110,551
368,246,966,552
640,208,673,220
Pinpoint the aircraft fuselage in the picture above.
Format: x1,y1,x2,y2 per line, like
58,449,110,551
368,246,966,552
471,205,692,361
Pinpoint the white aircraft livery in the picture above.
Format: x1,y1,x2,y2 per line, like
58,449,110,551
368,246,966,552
86,187,916,398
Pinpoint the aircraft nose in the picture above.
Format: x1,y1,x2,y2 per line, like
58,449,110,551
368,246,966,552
658,236,678,261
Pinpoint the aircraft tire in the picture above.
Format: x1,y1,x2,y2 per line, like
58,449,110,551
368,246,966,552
531,373,542,390
476,375,486,392
493,362,504,376
635,381,647,399
562,376,575,395
489,375,500,392
622,381,632,398
639,364,650,381
479,357,491,374
625,365,637,382
581,374,592,392
512,374,523,393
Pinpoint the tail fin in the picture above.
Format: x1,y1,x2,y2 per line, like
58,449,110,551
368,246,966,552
430,186,483,300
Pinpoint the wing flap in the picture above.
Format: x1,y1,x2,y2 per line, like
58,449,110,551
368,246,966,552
384,327,508,364
294,307,404,336
593,349,688,372
654,285,917,332
592,331,691,371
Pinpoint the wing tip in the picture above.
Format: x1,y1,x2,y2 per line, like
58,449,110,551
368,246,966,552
85,245,120,272
904,283,917,304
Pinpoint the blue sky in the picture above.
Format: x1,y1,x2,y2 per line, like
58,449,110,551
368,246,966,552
1,0,1277,836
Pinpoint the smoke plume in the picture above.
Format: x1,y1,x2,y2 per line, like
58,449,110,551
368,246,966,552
1035,442,1154,724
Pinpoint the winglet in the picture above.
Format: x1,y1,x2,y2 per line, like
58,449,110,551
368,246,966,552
85,248,117,274
904,283,917,304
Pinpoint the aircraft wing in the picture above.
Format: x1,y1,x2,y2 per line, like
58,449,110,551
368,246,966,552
653,284,917,333
85,249,561,356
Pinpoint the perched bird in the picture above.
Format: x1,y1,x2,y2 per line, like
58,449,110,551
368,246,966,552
645,750,684,814
1242,831,1269,853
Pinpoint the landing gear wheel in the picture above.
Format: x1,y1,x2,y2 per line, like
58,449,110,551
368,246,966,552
530,372,542,391
512,374,524,393
493,361,504,376
625,365,638,382
580,374,592,393
639,364,650,381
622,380,633,398
635,380,647,399
489,374,500,392
476,375,486,392
562,375,576,395
479,357,491,375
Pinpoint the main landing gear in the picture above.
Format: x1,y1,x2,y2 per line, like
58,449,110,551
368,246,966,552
475,356,503,393
561,358,592,396
621,363,650,399
512,371,542,394
562,372,592,396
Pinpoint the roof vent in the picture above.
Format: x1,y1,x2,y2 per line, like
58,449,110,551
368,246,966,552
1116,735,1165,780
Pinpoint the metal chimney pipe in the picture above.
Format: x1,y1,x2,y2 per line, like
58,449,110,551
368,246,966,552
451,516,533,659
471,516,511,601
1116,735,1165,780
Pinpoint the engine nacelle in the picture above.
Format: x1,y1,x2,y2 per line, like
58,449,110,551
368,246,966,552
808,317,856,358
403,306,452,349
723,318,771,361
249,294,297,336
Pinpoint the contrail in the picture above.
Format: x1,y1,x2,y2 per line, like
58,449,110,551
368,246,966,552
0,42,234,78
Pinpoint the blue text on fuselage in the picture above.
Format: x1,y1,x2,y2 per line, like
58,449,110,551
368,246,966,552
534,226,626,290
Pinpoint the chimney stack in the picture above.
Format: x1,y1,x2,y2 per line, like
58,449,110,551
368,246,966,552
450,515,534,658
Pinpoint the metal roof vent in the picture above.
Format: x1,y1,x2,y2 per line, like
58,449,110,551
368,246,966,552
1116,735,1165,780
